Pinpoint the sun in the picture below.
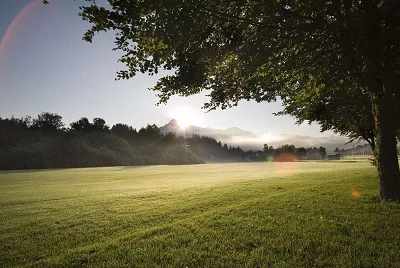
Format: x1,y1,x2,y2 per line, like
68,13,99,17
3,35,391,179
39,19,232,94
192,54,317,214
178,119,190,129
169,106,203,129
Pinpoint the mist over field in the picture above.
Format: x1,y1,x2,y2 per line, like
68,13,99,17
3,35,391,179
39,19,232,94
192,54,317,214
218,133,357,151
160,120,358,151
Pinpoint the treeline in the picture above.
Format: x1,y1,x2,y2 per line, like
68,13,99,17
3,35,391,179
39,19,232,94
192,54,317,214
335,144,373,156
187,135,245,160
243,144,327,162
0,112,330,170
0,112,247,170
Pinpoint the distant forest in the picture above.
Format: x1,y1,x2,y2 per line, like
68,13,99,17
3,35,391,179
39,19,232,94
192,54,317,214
0,112,329,170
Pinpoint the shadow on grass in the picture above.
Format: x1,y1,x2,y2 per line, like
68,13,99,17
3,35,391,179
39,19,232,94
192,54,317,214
0,168,72,174
0,165,148,174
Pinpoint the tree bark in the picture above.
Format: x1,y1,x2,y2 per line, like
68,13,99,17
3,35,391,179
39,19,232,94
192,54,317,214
372,97,400,200
362,8,400,199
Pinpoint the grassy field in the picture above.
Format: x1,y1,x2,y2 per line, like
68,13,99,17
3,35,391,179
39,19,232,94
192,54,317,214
1,161,400,267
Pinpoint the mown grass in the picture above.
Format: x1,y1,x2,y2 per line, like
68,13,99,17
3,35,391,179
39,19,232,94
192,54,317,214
1,161,400,267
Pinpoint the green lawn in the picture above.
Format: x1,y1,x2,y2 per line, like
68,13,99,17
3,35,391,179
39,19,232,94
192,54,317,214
1,161,400,267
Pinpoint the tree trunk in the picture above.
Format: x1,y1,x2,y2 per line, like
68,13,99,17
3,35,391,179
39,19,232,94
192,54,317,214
372,97,400,200
359,2,400,200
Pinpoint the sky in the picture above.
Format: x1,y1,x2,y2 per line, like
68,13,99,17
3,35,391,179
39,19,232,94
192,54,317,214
0,0,336,137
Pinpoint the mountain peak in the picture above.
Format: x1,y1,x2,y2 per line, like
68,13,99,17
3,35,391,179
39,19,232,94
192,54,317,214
224,127,257,138
159,120,353,151
168,119,179,126
225,127,242,131
160,120,256,139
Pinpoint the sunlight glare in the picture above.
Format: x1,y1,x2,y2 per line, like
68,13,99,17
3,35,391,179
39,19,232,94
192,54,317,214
178,119,190,129
169,106,203,129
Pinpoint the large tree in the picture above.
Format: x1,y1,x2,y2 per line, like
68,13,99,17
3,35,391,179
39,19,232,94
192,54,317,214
75,0,400,200
279,82,377,150
31,112,64,131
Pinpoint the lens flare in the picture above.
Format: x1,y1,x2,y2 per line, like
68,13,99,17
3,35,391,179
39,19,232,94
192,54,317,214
273,153,299,176
351,190,360,199
275,153,296,162
0,0,39,70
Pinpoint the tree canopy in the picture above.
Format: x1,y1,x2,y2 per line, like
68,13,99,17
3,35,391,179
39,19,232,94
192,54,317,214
74,0,400,200
2,112,330,170
79,1,399,106
31,112,64,131
279,82,377,149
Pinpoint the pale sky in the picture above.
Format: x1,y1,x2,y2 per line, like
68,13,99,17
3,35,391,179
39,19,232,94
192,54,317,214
0,0,336,137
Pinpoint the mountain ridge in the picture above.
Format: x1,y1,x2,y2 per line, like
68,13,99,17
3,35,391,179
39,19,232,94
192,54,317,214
159,119,358,151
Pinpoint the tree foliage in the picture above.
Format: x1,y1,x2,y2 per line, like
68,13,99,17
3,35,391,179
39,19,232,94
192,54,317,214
70,117,92,132
78,0,399,106
0,112,335,169
77,0,400,200
31,112,64,131
278,83,377,149
2,113,272,169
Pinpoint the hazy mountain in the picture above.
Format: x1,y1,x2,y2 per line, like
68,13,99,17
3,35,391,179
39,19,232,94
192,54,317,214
160,120,360,152
225,133,357,152
159,120,256,140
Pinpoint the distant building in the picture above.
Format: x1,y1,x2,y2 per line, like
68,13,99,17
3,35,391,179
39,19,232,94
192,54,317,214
327,153,341,160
